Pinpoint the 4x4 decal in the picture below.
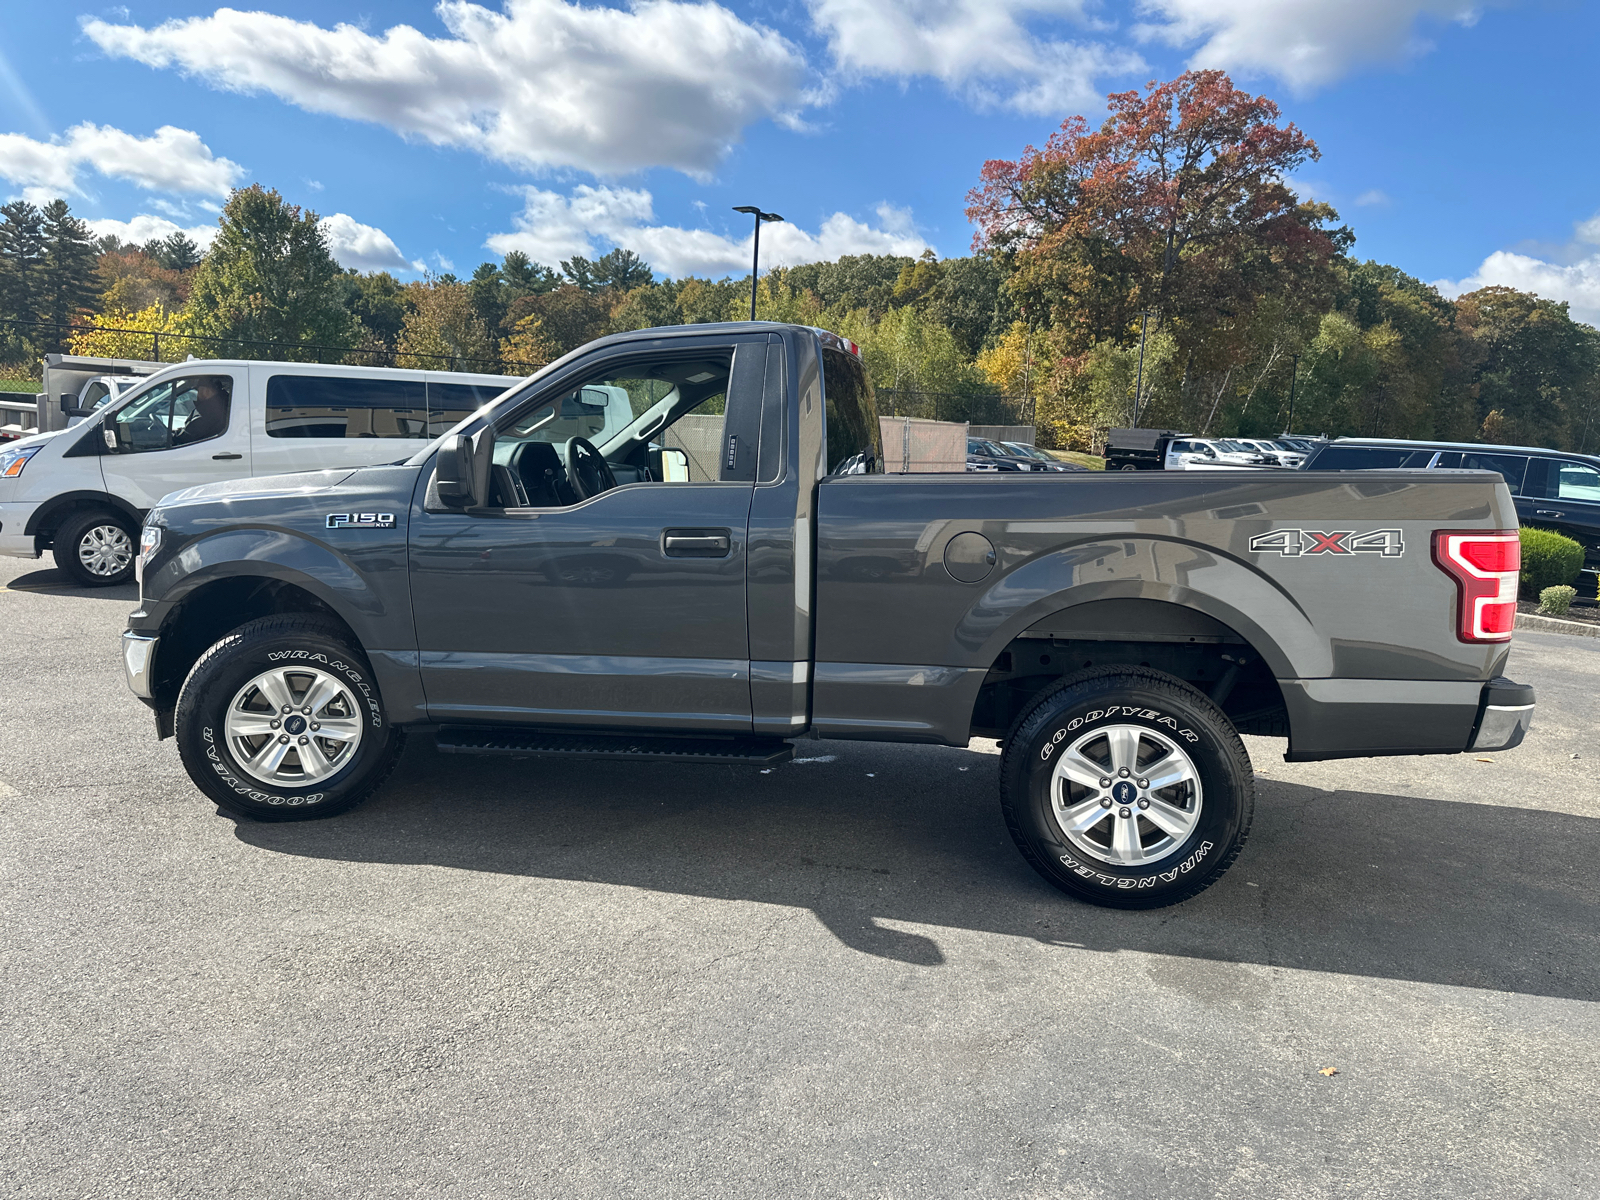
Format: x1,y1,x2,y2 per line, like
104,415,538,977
1249,528,1404,557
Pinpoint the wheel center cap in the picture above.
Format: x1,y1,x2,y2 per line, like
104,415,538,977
1111,780,1139,804
284,715,307,735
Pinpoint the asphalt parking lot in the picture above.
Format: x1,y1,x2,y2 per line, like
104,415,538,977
2,554,1597,1200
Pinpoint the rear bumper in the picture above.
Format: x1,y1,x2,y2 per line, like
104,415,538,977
1281,675,1535,761
1468,676,1535,753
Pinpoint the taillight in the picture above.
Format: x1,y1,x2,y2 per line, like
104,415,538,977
1432,530,1519,642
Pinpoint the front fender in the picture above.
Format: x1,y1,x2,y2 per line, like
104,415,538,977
954,535,1326,679
145,525,413,652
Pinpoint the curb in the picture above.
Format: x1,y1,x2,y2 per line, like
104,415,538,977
1516,611,1600,638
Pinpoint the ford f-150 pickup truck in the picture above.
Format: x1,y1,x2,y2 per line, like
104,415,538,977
121,322,1536,908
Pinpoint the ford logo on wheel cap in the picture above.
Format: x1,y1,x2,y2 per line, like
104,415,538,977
1112,780,1139,804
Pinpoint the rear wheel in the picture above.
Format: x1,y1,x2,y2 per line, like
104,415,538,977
1000,667,1254,909
55,509,137,587
175,615,404,821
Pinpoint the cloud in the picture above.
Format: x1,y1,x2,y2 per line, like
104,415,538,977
85,214,218,250
1136,0,1511,93
1353,189,1390,207
319,212,423,273
82,0,808,177
1435,212,1600,326
486,186,931,278
0,123,243,199
806,0,1143,113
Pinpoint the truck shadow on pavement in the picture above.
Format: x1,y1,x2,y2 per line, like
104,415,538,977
232,737,1600,1002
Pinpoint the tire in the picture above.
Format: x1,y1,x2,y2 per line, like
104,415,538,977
1119,464,1138,472
999,667,1254,909
175,615,405,821
55,508,138,587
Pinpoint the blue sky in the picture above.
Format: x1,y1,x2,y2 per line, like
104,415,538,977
1,0,1597,321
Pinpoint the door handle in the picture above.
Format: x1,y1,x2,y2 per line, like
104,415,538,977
1534,509,1565,518
663,528,731,558
212,452,243,460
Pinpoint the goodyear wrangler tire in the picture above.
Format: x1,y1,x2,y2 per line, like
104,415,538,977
174,615,404,822
999,667,1253,909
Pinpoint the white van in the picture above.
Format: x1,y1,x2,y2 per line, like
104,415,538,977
0,360,561,586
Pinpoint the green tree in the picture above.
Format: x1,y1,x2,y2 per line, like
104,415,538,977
142,231,202,271
341,271,408,348
37,200,99,346
0,201,46,326
561,248,653,292
184,184,357,356
396,278,496,370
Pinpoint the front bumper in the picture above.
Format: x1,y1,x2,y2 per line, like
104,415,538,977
0,500,41,558
1468,676,1535,752
122,631,158,699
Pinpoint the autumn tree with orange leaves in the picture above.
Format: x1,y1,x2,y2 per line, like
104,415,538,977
966,71,1352,431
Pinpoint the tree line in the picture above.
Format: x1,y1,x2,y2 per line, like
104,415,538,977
3,72,1597,452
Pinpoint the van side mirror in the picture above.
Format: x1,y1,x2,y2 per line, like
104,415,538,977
434,429,493,507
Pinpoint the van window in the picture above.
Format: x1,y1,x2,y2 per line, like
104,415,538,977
821,347,880,474
426,381,513,437
266,375,426,439
1459,453,1529,494
110,375,233,454
1305,446,1432,470
1555,461,1600,501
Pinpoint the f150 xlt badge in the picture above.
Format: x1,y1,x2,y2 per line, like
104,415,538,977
1248,528,1404,557
326,512,396,529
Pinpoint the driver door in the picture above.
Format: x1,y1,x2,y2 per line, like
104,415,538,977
407,334,772,731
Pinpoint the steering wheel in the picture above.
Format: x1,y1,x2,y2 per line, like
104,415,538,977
565,436,618,501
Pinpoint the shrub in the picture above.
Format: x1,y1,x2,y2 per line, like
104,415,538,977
1538,585,1576,616
1519,527,1583,594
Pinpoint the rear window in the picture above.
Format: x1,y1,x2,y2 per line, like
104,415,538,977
265,375,512,440
1304,446,1433,470
822,346,881,474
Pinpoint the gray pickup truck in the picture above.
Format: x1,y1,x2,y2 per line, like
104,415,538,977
121,322,1535,908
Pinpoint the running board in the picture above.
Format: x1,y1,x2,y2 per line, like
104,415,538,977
434,726,795,765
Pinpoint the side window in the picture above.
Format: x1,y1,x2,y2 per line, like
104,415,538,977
821,346,881,474
492,353,734,507
1460,453,1530,493
266,375,425,439
1556,461,1600,502
110,375,233,454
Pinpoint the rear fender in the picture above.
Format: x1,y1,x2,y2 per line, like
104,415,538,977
956,535,1326,680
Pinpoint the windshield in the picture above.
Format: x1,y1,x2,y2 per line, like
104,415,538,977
1217,440,1252,453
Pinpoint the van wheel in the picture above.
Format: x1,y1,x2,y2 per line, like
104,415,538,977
999,667,1254,909
175,615,405,822
55,509,138,587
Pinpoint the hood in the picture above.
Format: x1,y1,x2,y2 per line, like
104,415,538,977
0,425,72,451
157,468,358,510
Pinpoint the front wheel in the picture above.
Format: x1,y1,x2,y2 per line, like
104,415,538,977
175,615,405,821
1000,667,1254,909
55,509,138,587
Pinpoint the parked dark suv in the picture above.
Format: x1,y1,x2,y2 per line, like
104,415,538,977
1302,437,1600,568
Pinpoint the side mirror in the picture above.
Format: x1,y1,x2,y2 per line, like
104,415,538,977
63,406,95,419
434,429,493,506
659,446,690,482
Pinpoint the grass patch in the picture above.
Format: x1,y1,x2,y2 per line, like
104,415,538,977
1043,449,1105,470
0,380,39,393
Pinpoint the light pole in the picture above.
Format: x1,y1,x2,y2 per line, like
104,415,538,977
1285,352,1300,434
733,205,783,321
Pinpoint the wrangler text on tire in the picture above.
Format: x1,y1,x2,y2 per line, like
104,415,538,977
174,615,404,821
999,667,1254,909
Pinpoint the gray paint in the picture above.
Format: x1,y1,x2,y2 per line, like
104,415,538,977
129,322,1532,764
